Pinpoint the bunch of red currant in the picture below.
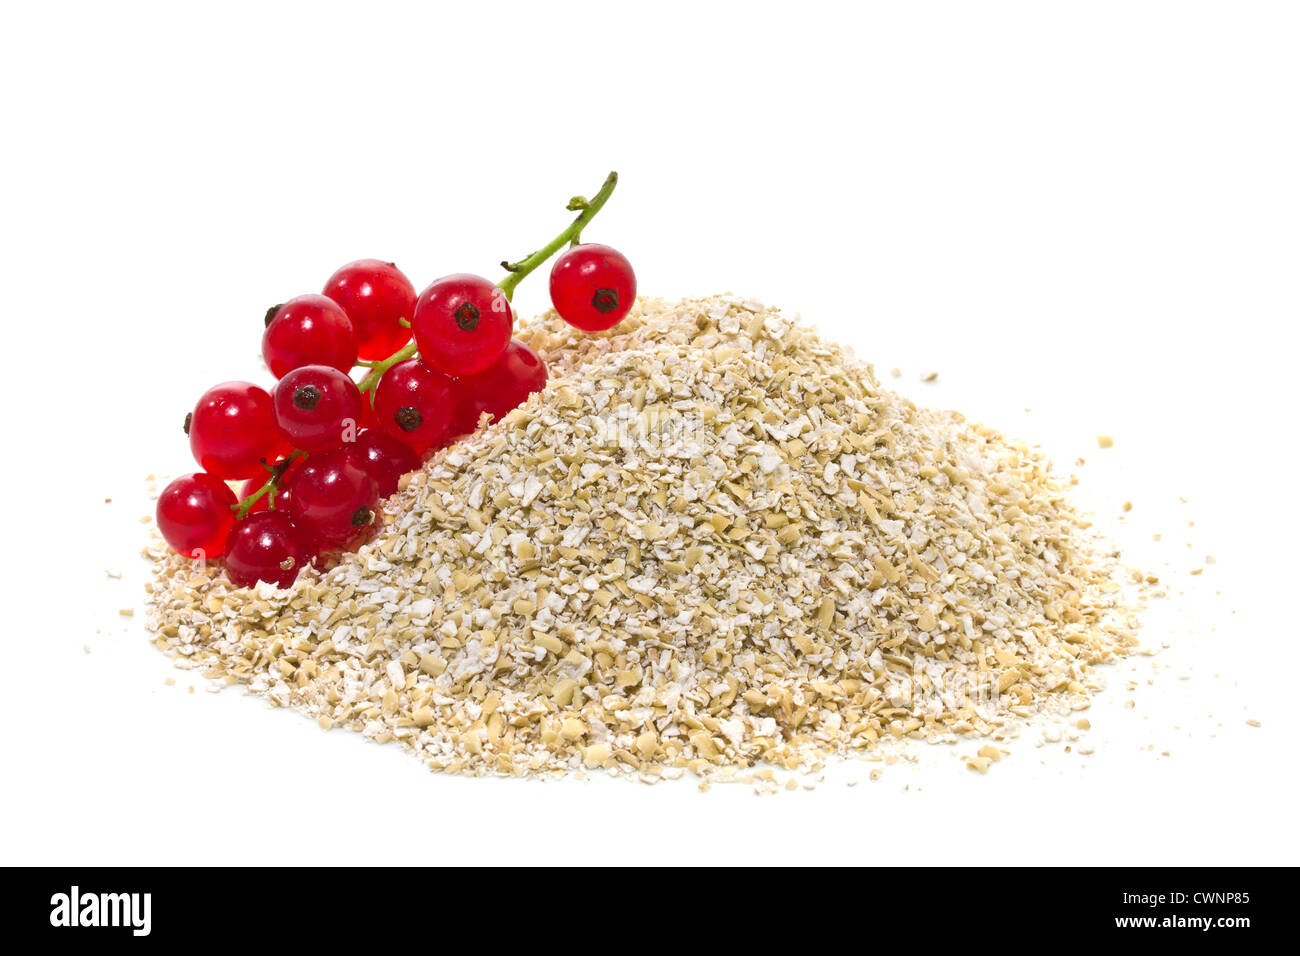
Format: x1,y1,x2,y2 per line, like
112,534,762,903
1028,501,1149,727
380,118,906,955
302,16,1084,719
157,173,636,589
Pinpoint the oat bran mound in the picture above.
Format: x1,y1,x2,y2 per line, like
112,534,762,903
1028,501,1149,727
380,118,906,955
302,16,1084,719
145,295,1139,780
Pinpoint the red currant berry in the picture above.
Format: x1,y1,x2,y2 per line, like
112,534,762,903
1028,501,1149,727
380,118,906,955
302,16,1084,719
548,243,636,332
322,260,416,361
452,339,548,435
282,446,379,548
187,382,289,480
224,511,316,589
239,458,302,514
156,473,237,560
272,365,363,453
349,429,421,497
359,389,382,432
372,358,454,453
262,294,357,377
411,274,512,376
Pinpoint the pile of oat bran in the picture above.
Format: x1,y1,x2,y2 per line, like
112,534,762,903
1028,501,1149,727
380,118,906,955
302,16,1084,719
145,295,1139,780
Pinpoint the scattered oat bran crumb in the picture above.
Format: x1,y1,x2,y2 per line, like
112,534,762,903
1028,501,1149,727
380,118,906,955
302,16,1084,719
1246,719,1261,728
977,745,1002,762
1097,435,1114,448
1122,501,1132,512
889,367,901,378
965,755,993,774
139,515,152,524
118,608,134,617
1076,718,1091,730
921,371,939,383
164,677,175,686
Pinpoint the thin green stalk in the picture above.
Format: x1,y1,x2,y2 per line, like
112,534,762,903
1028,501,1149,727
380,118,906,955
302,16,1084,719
233,450,305,518
356,341,418,393
497,171,618,301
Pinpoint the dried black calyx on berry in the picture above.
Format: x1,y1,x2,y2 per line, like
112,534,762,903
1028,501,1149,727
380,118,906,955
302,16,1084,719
264,304,282,328
591,288,619,314
395,406,422,432
183,412,192,435
454,301,481,331
351,506,374,527
293,384,322,410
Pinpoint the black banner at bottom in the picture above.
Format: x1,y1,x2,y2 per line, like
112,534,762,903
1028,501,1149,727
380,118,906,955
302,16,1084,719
3,866,1285,940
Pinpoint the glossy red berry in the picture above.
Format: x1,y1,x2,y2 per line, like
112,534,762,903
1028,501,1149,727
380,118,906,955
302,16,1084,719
372,358,454,453
349,429,421,497
323,260,416,361
272,365,363,452
358,389,382,432
452,340,548,435
262,294,357,377
282,446,379,548
549,243,636,332
187,382,289,480
412,274,512,376
224,511,316,589
156,473,238,560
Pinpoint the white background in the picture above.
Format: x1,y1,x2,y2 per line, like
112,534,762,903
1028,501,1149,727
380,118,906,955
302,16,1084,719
1,1,1296,865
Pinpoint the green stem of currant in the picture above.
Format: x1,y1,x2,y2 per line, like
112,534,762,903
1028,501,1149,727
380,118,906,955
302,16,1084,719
497,171,618,301
355,341,418,393
233,450,305,518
